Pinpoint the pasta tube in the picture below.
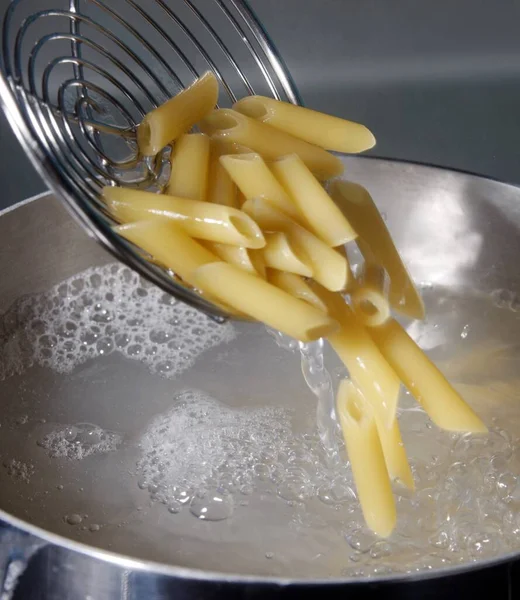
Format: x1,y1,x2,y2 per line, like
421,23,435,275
310,282,400,428
267,271,328,313
193,262,339,341
202,241,265,278
351,262,391,328
330,180,425,319
137,72,218,156
199,109,343,180
271,154,357,247
207,141,238,208
369,319,487,433
261,232,313,277
336,380,396,537
233,96,376,154
114,220,218,287
220,153,301,222
167,133,210,201
103,187,265,249
376,413,414,491
242,198,350,292
373,380,414,490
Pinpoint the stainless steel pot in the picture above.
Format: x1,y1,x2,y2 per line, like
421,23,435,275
1,157,520,598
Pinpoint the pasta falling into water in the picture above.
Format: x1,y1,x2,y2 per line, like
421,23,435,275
109,73,487,537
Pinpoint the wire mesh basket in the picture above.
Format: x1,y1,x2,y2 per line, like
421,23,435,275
0,0,301,320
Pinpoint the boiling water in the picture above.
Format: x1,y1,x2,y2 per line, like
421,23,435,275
2,263,520,577
0,262,235,381
37,423,122,460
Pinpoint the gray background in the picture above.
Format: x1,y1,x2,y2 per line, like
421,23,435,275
1,0,520,208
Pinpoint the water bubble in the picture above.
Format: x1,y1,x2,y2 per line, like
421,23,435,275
491,288,514,309
344,528,376,553
429,530,450,549
370,541,392,559
39,334,57,348
167,501,182,514
189,490,234,521
64,514,83,525
467,532,497,557
96,338,113,355
277,477,312,501
149,329,171,344
496,473,517,500
39,423,121,460
127,344,142,356
0,262,235,384
90,273,102,288
253,463,271,480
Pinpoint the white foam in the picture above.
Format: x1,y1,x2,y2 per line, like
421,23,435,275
0,262,235,380
3,459,35,483
38,422,122,460
137,389,295,509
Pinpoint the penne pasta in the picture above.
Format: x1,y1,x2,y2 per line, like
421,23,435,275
127,78,494,538
219,153,302,222
167,133,210,201
114,220,219,288
310,282,400,428
137,72,218,156
271,154,357,247
369,319,487,433
351,262,391,328
261,232,313,277
237,191,247,207
103,186,265,249
207,141,238,208
192,262,339,342
330,180,425,320
376,412,415,491
202,241,265,278
336,379,396,537
199,109,343,180
372,380,414,490
242,198,351,292
233,95,376,154
210,139,253,155
267,271,328,313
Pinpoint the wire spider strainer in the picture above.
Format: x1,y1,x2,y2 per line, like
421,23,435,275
0,0,302,321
